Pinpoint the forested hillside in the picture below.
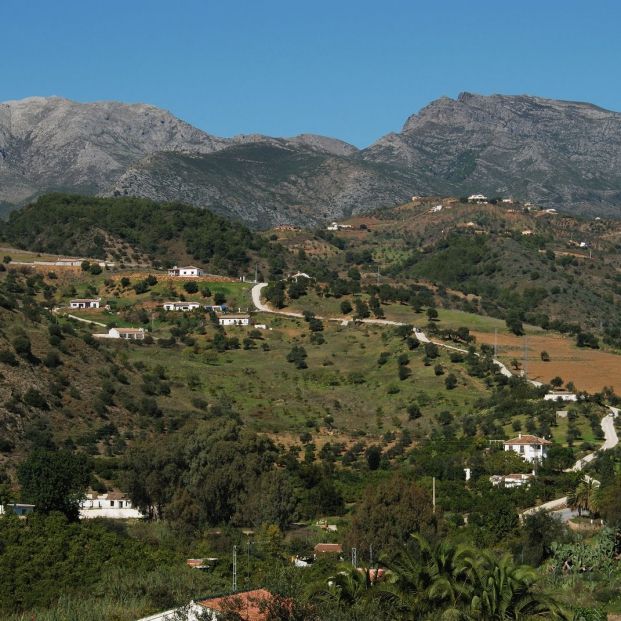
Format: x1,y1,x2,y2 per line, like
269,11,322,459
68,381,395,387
0,194,288,277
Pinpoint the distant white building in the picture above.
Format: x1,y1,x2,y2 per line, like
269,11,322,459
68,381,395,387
162,301,201,312
504,434,551,463
80,492,143,519
544,391,578,402
218,314,251,326
468,193,488,203
94,327,145,340
70,298,101,309
168,266,205,277
490,473,534,488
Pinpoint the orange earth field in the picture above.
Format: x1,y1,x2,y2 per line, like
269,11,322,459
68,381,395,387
471,330,621,394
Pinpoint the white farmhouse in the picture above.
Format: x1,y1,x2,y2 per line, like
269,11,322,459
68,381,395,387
544,391,578,402
80,492,143,519
108,327,145,340
504,434,551,464
162,301,201,312
0,503,35,517
70,298,101,309
468,193,488,203
218,314,251,327
168,265,205,277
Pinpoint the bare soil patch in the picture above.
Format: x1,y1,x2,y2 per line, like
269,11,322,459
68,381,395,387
472,330,621,393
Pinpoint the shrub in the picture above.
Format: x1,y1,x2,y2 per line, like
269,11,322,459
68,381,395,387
0,350,18,366
445,373,458,389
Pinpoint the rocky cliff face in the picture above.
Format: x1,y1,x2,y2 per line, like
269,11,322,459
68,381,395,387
3,93,621,225
361,92,621,217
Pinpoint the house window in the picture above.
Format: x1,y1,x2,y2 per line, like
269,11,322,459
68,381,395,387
519,445,524,454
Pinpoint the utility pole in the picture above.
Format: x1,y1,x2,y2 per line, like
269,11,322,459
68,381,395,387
377,265,380,286
369,545,373,565
232,545,237,592
246,539,251,586
351,547,357,568
255,263,258,284
432,477,436,514
494,328,497,358
523,334,528,377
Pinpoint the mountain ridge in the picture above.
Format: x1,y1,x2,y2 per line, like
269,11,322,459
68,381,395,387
3,93,621,225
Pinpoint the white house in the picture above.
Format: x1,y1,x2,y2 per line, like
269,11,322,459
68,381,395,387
80,492,143,519
504,434,551,464
468,193,488,203
544,391,578,402
70,298,101,309
162,301,201,312
107,327,145,340
490,473,534,489
168,265,205,277
218,314,251,327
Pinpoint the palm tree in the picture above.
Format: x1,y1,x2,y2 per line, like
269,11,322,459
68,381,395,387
379,535,569,621
466,551,570,620
567,477,600,516
379,534,477,618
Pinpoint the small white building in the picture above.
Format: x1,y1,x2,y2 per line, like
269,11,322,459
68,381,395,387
504,434,551,464
490,473,534,489
108,327,145,340
544,391,578,402
168,265,205,277
218,314,251,327
80,492,143,519
162,301,201,312
70,298,101,309
468,193,488,203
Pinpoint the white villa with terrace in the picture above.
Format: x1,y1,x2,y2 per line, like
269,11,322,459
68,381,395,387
504,434,551,463
80,492,143,519
70,298,101,309
167,266,205,277
94,327,146,340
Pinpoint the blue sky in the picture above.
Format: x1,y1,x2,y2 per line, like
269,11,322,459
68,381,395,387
1,0,620,146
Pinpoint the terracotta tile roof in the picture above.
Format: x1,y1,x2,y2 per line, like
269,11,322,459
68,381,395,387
314,543,343,554
221,314,250,319
197,588,274,621
504,434,551,446
115,327,144,334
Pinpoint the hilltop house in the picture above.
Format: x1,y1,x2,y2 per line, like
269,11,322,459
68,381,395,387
218,314,250,327
162,301,201,312
168,266,205,277
70,297,101,309
504,434,551,463
468,193,488,203
80,492,143,519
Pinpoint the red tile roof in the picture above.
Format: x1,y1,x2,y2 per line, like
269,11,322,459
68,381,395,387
197,589,274,621
504,434,551,445
314,543,343,554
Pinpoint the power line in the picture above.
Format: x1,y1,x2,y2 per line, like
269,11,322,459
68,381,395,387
232,545,237,592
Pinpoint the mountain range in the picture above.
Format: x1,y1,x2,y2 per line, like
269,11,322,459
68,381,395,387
2,93,621,226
